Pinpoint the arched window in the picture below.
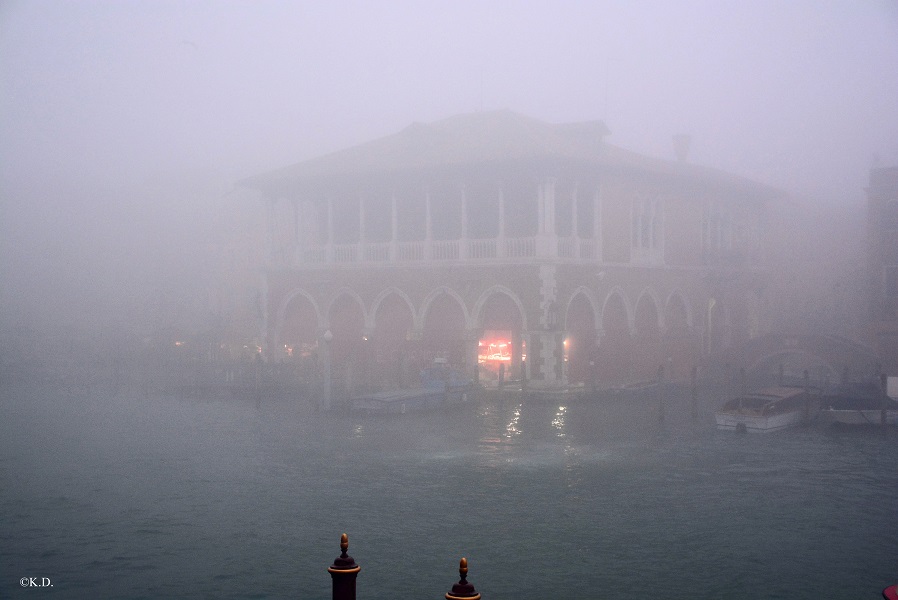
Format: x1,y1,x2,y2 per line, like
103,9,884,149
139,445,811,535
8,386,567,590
632,197,663,263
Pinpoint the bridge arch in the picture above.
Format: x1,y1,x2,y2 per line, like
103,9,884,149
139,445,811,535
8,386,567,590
722,334,881,388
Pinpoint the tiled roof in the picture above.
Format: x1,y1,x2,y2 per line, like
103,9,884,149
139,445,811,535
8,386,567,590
240,110,776,196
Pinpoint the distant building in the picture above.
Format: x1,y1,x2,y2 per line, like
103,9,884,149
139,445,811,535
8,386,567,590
867,166,898,376
238,111,780,394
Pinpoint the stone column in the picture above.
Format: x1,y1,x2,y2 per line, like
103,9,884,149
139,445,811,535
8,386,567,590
511,329,522,380
459,183,468,260
292,198,300,246
265,198,276,265
424,187,433,260
357,193,365,261
390,190,398,261
260,271,270,361
571,186,579,257
532,264,566,388
497,184,506,258
593,185,602,262
326,196,335,263
536,177,558,257
463,328,481,381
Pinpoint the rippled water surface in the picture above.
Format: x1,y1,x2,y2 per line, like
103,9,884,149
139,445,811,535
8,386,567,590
2,384,897,599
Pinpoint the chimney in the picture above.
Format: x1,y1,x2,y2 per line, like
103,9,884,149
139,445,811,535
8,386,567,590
673,134,691,163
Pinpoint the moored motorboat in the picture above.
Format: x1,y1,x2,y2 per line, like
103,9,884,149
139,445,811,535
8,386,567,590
351,360,475,415
350,387,447,415
715,386,819,433
819,380,898,426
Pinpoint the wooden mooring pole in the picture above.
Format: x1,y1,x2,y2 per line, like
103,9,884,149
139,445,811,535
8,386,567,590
803,369,811,422
690,365,698,420
328,533,360,600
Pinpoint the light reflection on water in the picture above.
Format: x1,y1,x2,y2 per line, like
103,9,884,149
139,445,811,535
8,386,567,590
1,384,897,599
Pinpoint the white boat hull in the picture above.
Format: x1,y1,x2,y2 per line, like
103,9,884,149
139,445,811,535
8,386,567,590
715,409,809,433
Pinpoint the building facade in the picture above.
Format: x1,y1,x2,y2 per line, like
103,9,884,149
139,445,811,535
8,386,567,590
867,166,898,376
239,111,779,395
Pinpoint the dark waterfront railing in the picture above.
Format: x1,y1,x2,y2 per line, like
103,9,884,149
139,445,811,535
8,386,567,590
322,532,898,600
327,534,481,600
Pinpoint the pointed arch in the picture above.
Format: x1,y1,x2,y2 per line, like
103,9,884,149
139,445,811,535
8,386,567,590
276,288,324,332
664,289,693,331
324,287,369,329
420,285,470,368
272,288,323,359
565,287,600,384
596,286,634,385
420,285,470,328
369,287,417,389
564,286,600,330
600,286,633,333
370,287,417,330
634,288,662,339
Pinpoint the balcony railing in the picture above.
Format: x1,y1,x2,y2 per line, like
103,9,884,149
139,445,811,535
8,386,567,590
504,237,535,258
432,240,459,261
468,239,497,259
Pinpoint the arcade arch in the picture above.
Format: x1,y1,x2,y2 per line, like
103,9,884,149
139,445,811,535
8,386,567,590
565,289,599,384
326,290,368,396
421,288,469,368
276,290,321,364
597,289,633,385
370,289,416,388
474,287,526,382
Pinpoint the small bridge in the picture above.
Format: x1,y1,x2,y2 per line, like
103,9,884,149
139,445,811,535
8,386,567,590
715,333,882,388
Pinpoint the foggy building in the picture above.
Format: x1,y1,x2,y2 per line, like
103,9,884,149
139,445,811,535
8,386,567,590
866,166,898,375
238,111,780,393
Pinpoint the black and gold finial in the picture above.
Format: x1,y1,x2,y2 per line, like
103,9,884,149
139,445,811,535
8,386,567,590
328,533,360,574
445,556,480,600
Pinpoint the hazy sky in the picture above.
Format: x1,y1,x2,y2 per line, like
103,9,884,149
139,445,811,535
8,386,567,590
1,1,897,330
2,1,897,199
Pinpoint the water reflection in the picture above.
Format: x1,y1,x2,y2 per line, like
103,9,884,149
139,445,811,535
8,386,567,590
551,404,567,437
505,402,523,439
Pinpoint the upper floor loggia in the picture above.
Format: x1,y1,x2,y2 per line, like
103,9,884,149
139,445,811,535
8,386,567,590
238,111,776,271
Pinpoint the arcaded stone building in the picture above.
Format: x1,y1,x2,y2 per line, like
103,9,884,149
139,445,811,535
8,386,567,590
239,111,780,394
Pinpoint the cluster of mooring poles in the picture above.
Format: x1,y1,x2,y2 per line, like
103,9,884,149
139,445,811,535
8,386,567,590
327,533,481,600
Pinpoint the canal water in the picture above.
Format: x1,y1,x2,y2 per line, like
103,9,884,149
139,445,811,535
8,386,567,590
2,383,897,599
